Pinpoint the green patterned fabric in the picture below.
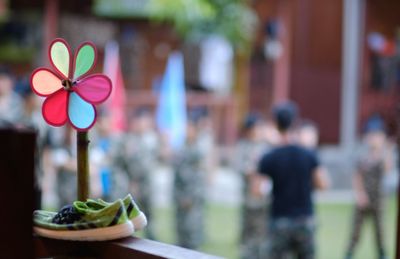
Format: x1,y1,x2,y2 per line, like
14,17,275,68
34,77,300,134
86,194,141,219
33,199,128,230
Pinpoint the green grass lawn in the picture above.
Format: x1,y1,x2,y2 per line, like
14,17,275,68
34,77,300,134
146,197,397,259
316,199,397,259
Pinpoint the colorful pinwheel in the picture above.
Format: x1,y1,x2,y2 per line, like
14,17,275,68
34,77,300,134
30,38,112,131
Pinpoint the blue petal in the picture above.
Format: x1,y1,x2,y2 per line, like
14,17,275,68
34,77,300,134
68,92,95,130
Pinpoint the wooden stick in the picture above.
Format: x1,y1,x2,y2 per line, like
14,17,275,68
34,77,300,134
77,131,90,201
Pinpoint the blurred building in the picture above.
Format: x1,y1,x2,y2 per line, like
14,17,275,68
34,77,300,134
251,0,399,146
2,0,399,148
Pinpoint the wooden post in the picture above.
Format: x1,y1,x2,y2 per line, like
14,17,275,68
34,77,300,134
271,0,293,106
77,131,90,201
396,104,400,259
43,0,59,65
0,129,35,259
233,51,250,124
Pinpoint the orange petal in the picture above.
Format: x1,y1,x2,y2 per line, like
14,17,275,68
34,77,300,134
31,68,63,97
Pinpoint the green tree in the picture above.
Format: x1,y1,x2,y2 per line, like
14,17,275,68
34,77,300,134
148,0,258,52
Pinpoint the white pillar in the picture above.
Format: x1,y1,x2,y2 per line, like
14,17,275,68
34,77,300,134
340,0,365,150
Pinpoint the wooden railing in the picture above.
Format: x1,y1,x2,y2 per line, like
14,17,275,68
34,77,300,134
35,236,223,259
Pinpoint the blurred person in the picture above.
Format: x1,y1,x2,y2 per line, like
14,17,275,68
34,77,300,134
0,68,22,125
91,109,113,200
345,115,393,259
18,80,50,209
173,110,208,249
111,107,158,239
297,120,319,150
193,106,214,148
191,106,217,181
51,126,78,207
259,119,280,146
257,102,329,259
235,113,271,259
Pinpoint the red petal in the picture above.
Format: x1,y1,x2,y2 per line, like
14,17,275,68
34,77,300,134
42,90,68,127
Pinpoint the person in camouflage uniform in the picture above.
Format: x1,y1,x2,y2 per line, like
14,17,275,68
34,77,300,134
235,114,270,259
111,108,158,239
345,115,392,259
194,107,216,175
0,69,22,126
173,113,207,250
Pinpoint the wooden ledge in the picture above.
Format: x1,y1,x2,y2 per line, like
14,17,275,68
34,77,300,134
34,235,224,259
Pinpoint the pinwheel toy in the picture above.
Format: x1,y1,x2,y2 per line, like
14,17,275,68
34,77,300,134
31,38,111,130
30,38,112,200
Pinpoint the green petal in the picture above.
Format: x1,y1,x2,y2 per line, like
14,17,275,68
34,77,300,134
50,40,70,78
73,43,96,80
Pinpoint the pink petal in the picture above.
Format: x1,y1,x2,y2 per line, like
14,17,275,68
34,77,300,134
74,74,112,104
42,90,68,127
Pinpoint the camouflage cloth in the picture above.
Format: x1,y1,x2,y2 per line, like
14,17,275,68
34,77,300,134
346,149,387,257
111,132,158,239
240,206,268,259
236,139,269,259
173,139,207,249
268,217,315,259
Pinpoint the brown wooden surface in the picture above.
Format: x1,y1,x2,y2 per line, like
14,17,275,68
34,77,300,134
0,128,35,259
289,0,343,143
396,104,400,259
34,236,224,259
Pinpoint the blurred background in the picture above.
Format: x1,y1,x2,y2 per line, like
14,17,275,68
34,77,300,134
0,0,399,258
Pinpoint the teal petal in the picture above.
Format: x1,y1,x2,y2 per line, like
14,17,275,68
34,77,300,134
73,43,96,80
68,92,96,130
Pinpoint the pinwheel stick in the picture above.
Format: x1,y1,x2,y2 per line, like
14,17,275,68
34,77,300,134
77,131,90,201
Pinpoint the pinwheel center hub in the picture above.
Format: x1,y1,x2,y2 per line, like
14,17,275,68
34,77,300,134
62,79,73,91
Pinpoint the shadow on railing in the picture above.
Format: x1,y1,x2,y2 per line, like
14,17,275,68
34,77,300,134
35,236,223,259
33,236,220,259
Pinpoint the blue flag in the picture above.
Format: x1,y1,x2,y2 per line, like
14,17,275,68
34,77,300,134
156,51,187,150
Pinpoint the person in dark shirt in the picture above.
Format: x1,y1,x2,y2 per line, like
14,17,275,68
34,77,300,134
257,102,329,259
